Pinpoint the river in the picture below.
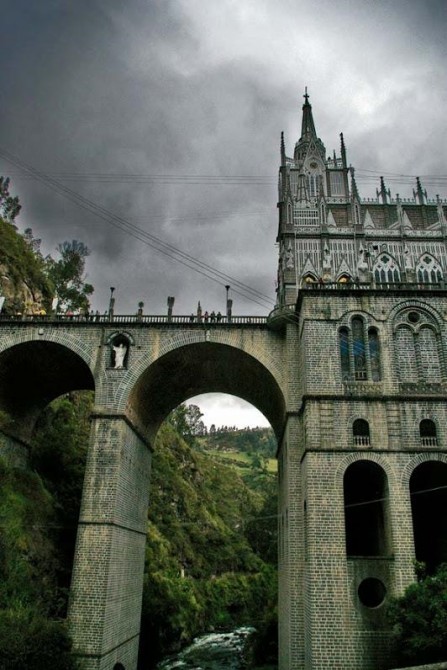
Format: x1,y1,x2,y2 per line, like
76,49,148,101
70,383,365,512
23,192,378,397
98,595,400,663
157,627,258,670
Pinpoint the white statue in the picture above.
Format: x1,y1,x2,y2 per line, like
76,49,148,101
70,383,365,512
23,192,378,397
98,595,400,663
285,241,294,270
113,343,127,369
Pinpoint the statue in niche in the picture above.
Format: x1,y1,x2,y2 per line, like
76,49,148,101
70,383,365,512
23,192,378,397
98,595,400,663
323,243,332,271
357,246,368,272
404,243,413,270
285,241,294,270
112,341,128,369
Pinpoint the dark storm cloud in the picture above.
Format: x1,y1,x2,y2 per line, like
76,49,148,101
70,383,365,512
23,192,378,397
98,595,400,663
1,0,446,320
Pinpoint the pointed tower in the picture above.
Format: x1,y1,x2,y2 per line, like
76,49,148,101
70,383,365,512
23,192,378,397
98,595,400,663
276,89,351,307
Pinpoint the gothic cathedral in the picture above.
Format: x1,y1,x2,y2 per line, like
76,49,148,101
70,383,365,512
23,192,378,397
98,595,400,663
275,92,447,669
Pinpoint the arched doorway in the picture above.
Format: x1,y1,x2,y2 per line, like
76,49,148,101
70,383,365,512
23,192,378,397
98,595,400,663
410,461,447,573
344,460,391,557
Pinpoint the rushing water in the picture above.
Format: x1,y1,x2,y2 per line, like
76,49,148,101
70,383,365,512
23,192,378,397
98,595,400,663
157,627,256,670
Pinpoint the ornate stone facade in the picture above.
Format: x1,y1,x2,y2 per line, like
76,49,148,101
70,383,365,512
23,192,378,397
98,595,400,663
275,93,447,669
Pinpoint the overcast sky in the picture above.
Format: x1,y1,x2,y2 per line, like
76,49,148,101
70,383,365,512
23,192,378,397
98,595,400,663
1,0,447,427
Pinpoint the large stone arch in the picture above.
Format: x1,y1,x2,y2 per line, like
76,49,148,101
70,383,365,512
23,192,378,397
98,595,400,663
126,341,286,443
0,339,95,441
69,337,286,670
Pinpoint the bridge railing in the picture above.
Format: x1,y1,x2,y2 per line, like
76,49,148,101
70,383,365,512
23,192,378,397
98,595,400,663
0,313,269,326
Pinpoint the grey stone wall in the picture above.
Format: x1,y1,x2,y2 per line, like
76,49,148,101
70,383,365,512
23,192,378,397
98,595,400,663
68,416,152,669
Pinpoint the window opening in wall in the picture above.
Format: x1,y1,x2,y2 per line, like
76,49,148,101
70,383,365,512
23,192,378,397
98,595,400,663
420,420,438,447
353,419,370,446
344,460,390,557
352,317,367,380
293,206,319,227
358,578,386,608
410,461,447,574
368,328,381,381
416,255,443,284
373,254,400,283
339,318,381,383
395,316,442,385
339,327,350,380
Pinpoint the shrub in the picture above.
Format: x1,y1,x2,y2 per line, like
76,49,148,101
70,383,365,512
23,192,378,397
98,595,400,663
0,608,78,670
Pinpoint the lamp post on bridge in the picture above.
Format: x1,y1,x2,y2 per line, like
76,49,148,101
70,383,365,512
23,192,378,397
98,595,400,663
167,296,175,322
109,287,115,321
225,285,232,323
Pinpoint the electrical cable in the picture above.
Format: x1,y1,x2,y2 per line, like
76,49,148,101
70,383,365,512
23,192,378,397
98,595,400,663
0,148,276,311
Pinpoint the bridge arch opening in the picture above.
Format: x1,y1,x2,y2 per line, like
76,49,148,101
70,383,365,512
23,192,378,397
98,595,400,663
344,460,391,557
0,340,94,441
126,342,285,444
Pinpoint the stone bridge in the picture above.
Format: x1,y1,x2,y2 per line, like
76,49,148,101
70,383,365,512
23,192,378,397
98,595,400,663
0,314,289,670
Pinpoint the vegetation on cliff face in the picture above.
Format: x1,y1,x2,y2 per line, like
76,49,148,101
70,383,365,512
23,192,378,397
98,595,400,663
0,179,94,315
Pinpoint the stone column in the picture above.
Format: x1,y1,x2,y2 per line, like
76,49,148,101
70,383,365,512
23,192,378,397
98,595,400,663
68,414,152,670
303,451,350,670
279,415,305,670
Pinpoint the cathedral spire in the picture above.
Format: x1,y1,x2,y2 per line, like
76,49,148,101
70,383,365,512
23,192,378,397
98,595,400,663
300,87,317,142
340,133,347,169
376,176,391,204
280,131,286,166
350,167,359,201
413,177,427,205
294,88,326,163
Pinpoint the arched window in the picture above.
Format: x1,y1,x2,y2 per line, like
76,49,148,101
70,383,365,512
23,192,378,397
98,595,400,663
302,273,317,285
394,310,443,386
419,327,442,382
352,317,366,380
338,274,351,283
339,327,350,380
373,254,401,283
307,173,321,198
344,461,390,557
339,318,380,382
396,327,418,382
410,461,447,573
416,255,443,284
368,328,381,381
353,419,370,446
420,419,437,447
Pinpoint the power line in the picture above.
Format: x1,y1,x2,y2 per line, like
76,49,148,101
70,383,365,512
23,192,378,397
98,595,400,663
0,148,276,311
6,168,447,183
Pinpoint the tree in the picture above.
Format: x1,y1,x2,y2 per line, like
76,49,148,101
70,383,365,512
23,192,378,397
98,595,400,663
167,404,206,445
388,562,447,666
45,240,94,312
0,177,21,223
